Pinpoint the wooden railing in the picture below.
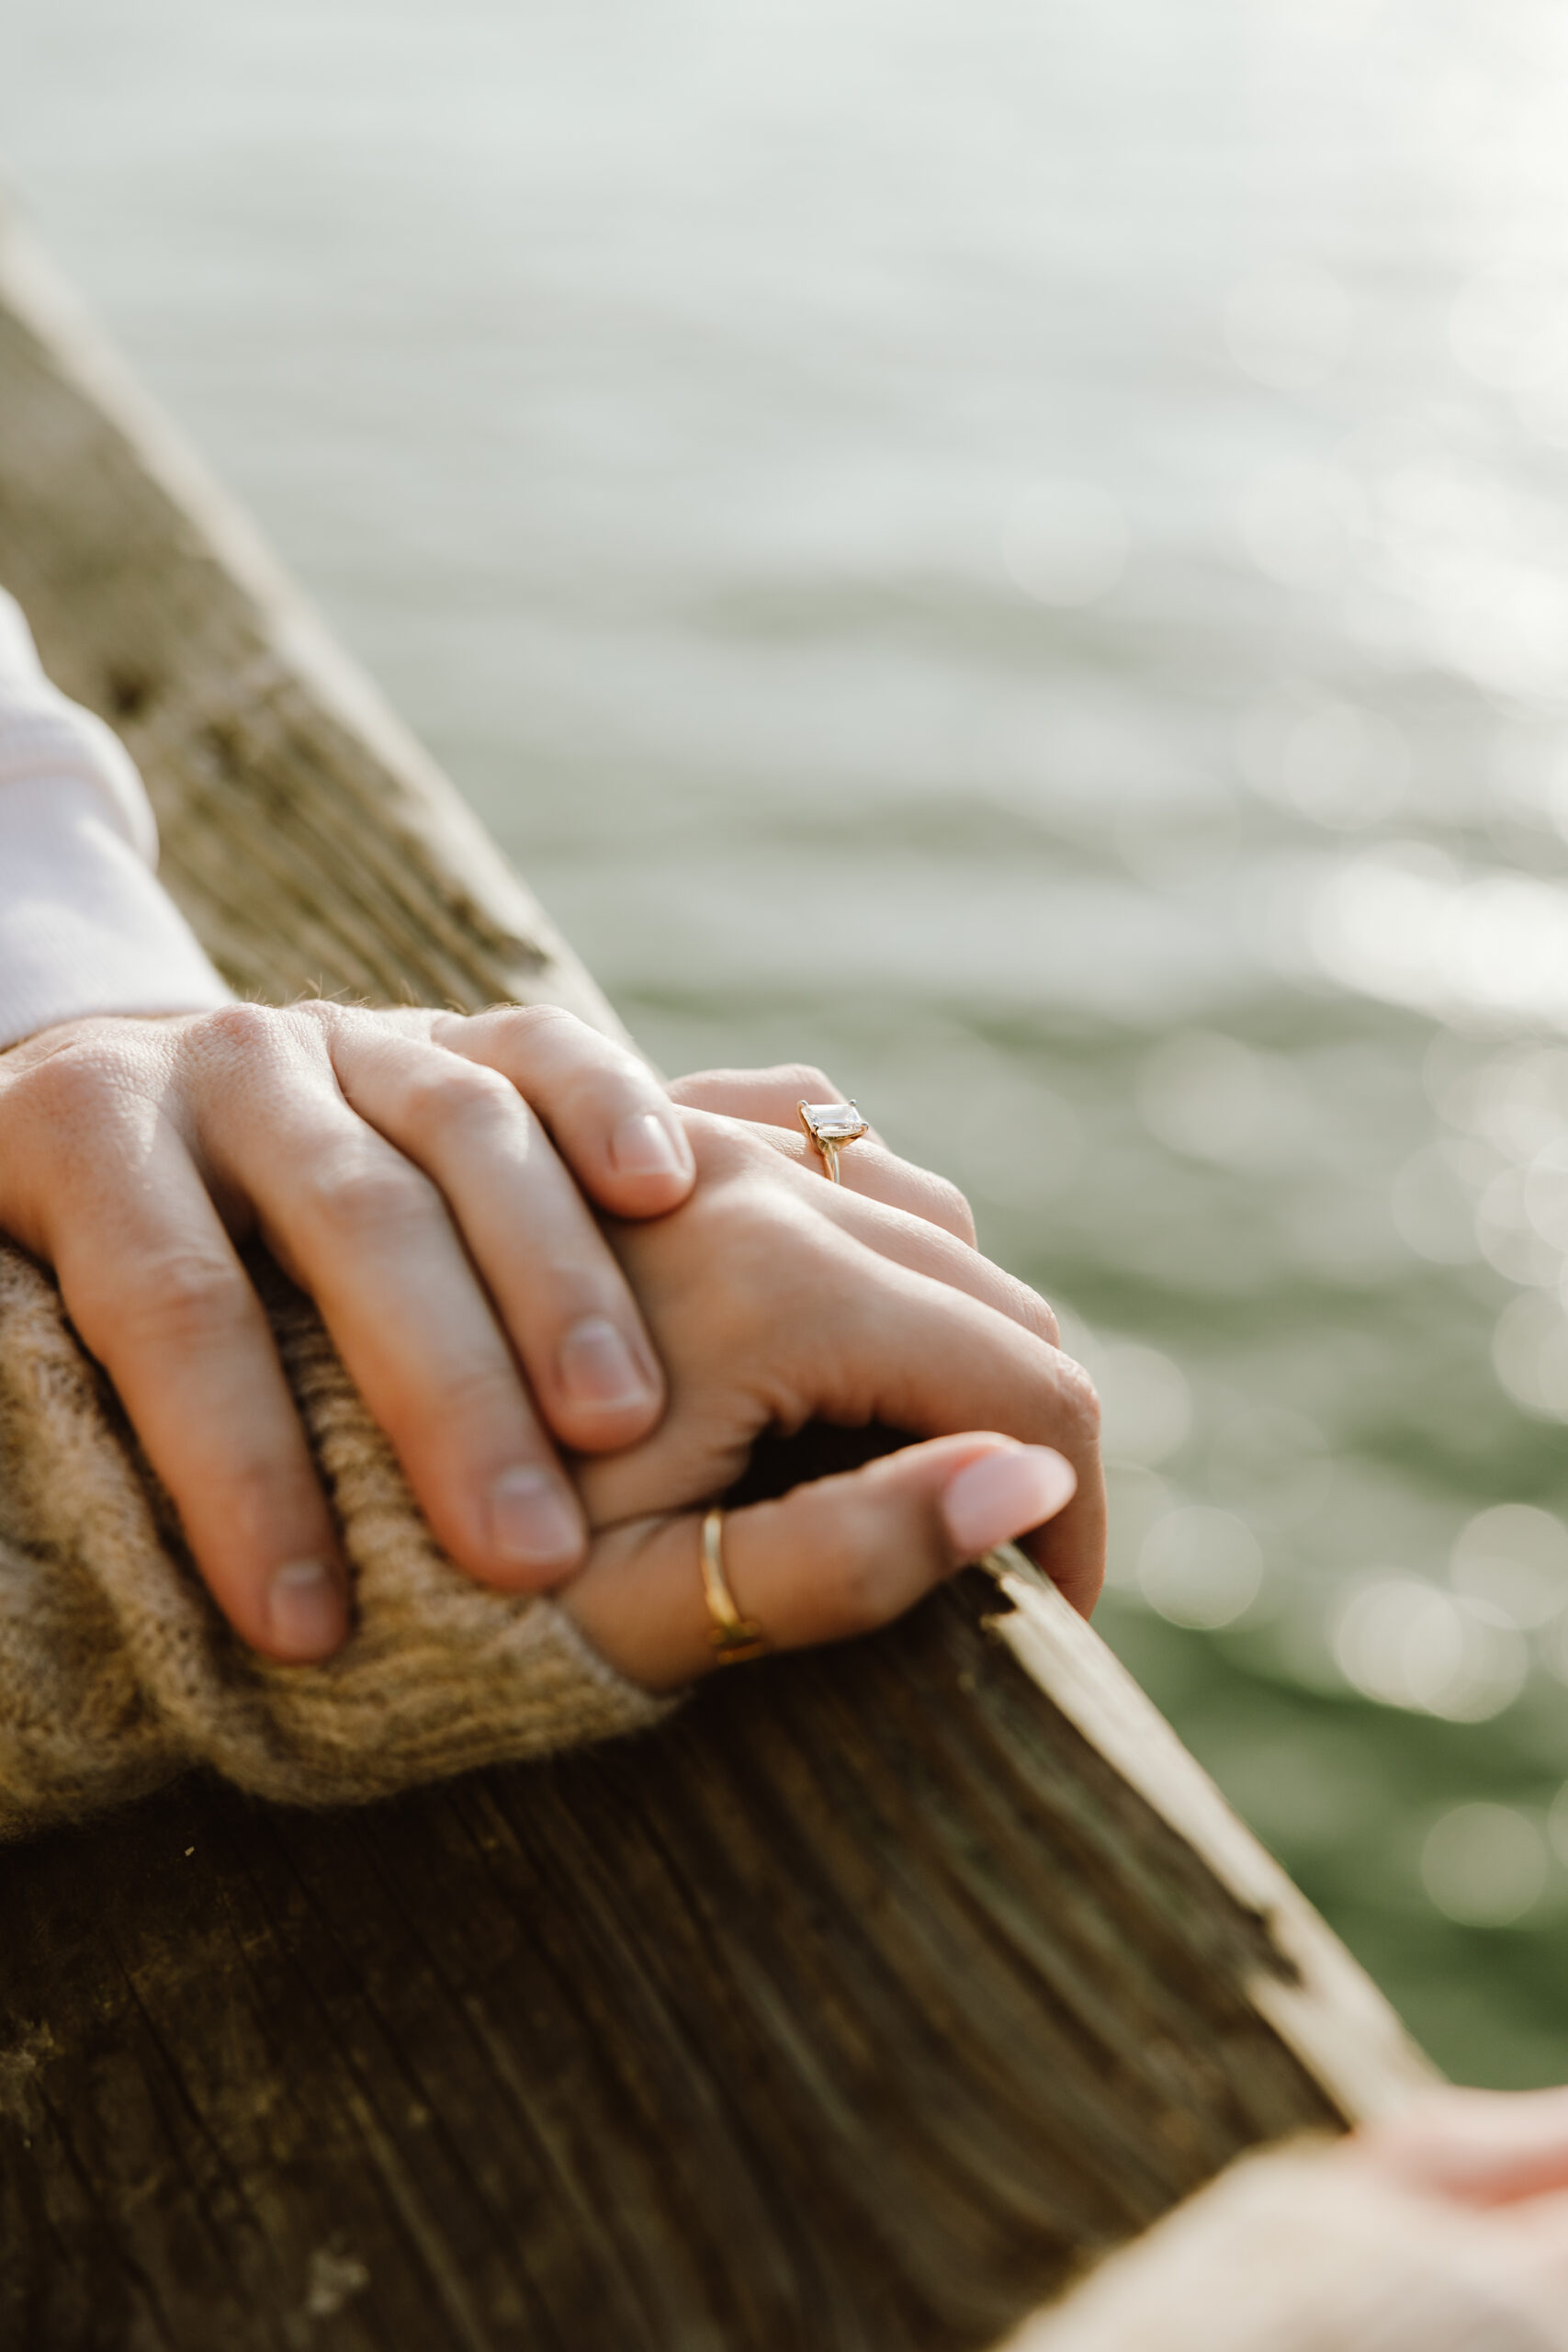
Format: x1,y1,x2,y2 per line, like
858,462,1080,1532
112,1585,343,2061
0,209,1432,2352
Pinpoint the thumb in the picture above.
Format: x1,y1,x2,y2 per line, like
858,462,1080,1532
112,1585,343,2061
558,1433,1077,1691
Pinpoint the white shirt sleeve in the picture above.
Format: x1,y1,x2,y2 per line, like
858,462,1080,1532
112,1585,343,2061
0,588,232,1050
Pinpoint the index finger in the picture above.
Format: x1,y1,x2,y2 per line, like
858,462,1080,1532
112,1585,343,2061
432,1004,695,1216
814,1260,1104,1615
326,1023,667,1459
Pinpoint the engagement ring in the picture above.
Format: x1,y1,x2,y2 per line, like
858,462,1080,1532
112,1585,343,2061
797,1099,869,1184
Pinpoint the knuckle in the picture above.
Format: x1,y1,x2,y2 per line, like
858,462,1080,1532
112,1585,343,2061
1032,1293,1062,1348
186,1001,315,1096
479,1002,586,1057
1054,1357,1101,1452
928,1173,977,1245
207,1453,310,1555
286,996,356,1042
191,1001,288,1060
118,1249,253,1351
301,1148,440,1239
8,1037,128,1129
399,1056,514,1135
458,1004,647,1115
412,1358,530,1448
999,1276,1059,1347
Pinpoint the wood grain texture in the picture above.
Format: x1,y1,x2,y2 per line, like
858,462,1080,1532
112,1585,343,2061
0,208,622,1033
0,209,1434,2350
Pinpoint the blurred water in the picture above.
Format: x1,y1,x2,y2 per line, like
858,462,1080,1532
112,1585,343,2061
9,0,1568,2084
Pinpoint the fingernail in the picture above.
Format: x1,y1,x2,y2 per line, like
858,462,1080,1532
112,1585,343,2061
490,1465,583,1569
266,1558,345,1657
612,1110,692,1180
558,1315,656,1413
941,1446,1077,1559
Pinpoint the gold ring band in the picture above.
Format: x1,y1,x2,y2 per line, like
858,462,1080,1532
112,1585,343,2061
797,1099,871,1185
700,1507,768,1665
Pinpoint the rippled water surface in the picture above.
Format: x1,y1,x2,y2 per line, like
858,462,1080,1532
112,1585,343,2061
11,0,1568,2085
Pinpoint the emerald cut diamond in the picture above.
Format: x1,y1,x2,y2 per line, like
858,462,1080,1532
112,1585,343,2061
799,1101,869,1145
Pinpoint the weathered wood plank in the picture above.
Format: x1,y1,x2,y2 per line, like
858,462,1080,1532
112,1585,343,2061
0,206,1433,2351
0,206,621,1032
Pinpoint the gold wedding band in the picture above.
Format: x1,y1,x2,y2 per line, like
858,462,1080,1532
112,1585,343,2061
700,1507,768,1665
797,1099,870,1184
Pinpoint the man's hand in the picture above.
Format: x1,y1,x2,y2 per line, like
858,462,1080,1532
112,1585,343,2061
553,1109,1102,1689
0,1001,696,1658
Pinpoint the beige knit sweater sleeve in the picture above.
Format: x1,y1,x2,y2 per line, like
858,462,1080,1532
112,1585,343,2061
1006,2143,1568,2352
0,1239,674,1839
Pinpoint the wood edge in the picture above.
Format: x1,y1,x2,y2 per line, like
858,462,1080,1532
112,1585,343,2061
0,199,629,1043
980,1544,1440,2121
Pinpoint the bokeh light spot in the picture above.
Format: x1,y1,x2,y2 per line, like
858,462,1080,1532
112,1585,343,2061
1237,694,1407,831
1138,1505,1263,1629
1494,1290,1568,1419
1136,1029,1307,1169
1098,1341,1193,1469
1422,1803,1547,1927
1450,1502,1568,1628
1335,1577,1528,1720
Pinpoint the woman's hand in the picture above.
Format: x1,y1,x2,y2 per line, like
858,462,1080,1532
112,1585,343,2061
0,1000,696,1659
549,1108,1101,1689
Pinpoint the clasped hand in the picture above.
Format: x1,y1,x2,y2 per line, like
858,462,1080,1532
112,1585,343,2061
0,1001,1102,1685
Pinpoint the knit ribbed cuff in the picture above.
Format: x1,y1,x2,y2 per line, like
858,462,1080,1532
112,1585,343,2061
0,775,233,1051
0,1246,679,1838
